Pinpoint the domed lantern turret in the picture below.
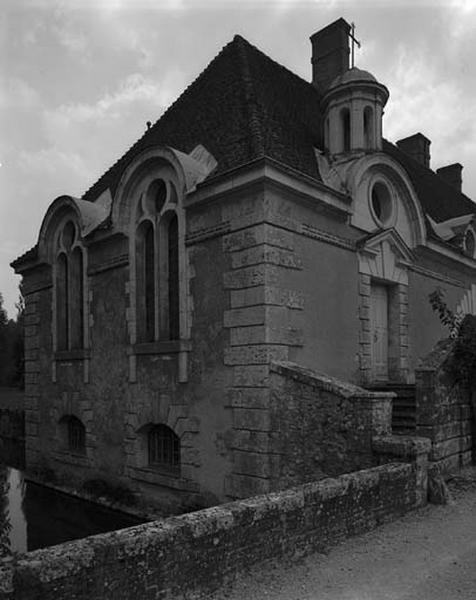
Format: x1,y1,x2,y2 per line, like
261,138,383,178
321,67,389,156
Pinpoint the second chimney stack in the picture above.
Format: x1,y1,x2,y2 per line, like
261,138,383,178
436,163,463,192
396,133,431,169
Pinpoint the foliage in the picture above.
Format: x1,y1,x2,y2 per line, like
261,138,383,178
0,465,12,558
428,288,464,338
0,290,24,389
429,288,476,390
445,315,476,391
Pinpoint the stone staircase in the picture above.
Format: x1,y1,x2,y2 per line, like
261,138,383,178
366,383,417,434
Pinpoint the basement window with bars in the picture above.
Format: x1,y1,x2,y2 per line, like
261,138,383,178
147,424,180,474
60,415,86,454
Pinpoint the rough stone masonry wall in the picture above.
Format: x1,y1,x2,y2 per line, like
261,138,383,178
0,461,427,600
415,339,474,473
268,362,394,489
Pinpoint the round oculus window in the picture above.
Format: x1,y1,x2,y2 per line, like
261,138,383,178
370,181,393,226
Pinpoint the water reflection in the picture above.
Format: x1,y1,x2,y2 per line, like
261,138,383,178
7,467,27,554
0,465,145,555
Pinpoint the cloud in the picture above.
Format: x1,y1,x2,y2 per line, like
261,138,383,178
0,77,41,110
54,22,88,55
17,147,89,188
44,72,178,129
39,72,184,186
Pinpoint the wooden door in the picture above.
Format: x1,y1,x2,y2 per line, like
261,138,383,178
370,283,388,381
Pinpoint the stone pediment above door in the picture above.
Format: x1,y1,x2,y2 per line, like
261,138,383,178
357,228,415,285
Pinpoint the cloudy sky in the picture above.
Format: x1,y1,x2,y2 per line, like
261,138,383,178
1,0,475,317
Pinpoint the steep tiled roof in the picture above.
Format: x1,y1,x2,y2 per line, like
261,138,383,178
383,140,476,223
83,35,322,202
81,34,474,228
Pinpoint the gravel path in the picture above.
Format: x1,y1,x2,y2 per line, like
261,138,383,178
215,468,476,600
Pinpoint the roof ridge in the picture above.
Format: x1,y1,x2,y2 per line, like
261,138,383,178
233,34,319,93
233,35,265,159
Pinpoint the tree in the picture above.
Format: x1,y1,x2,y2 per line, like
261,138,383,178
429,288,476,390
0,294,8,385
0,290,24,388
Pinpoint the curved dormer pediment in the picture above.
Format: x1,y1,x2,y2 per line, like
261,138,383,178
38,191,112,262
428,214,476,259
334,152,427,249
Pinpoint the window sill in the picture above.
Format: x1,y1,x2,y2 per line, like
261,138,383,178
55,348,91,361
127,466,199,491
131,339,191,356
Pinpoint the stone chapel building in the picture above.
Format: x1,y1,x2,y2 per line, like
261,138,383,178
12,19,476,510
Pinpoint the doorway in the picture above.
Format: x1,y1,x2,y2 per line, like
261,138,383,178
370,282,389,381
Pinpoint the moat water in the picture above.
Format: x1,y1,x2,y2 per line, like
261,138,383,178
0,465,146,555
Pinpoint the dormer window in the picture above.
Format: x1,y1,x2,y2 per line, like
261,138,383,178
55,220,86,351
133,177,183,344
464,229,475,258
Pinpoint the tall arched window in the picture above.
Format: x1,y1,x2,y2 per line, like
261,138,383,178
56,253,69,350
136,220,156,342
135,178,181,344
341,108,351,152
168,214,180,340
71,248,84,349
55,221,85,351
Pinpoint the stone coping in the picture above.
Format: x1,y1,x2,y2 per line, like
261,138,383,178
372,434,431,458
270,361,395,400
0,462,415,599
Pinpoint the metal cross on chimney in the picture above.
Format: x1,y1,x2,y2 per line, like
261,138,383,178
349,22,361,68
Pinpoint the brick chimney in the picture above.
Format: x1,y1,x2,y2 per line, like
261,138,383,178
310,18,350,93
436,163,463,192
396,133,431,168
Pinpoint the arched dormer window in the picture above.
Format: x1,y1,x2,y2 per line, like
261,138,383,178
157,212,180,340
341,108,351,152
55,220,86,351
113,146,207,383
134,178,181,343
364,106,374,150
136,220,156,342
464,228,476,258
